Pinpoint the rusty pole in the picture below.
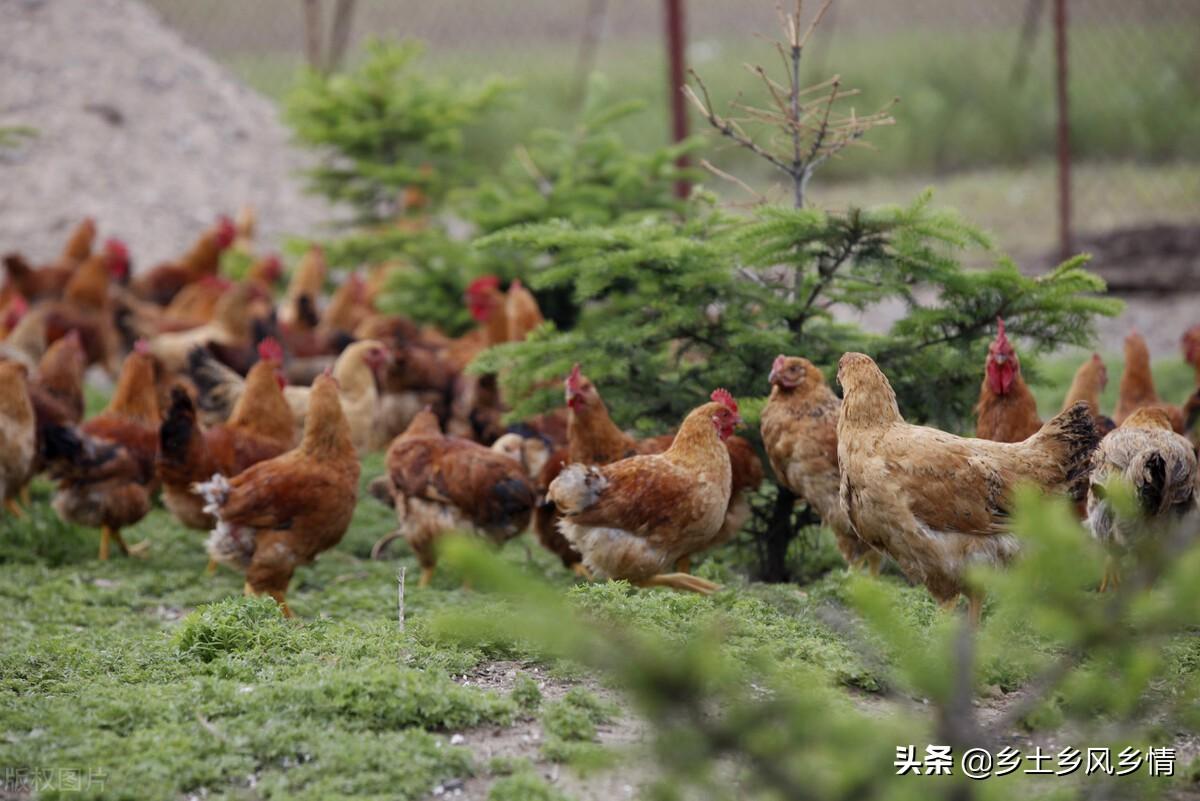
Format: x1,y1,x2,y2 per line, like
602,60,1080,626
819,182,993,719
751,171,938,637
1053,0,1071,260
664,0,690,198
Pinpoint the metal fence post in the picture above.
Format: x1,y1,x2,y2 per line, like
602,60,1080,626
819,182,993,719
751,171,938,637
664,0,690,199
1054,0,1072,260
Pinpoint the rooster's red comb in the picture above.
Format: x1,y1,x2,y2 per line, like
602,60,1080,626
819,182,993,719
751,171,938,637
258,337,284,363
104,238,129,259
710,388,738,414
134,339,150,355
465,275,501,296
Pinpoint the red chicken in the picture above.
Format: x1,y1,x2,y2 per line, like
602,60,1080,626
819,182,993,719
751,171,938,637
196,372,360,616
369,408,536,587
158,339,295,534
42,346,160,560
974,318,1042,443
131,216,235,305
547,390,742,595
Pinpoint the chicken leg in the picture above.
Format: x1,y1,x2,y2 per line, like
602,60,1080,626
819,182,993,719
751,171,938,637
571,563,592,580
418,566,435,587
205,559,218,577
5,497,25,518
19,486,30,507
1099,556,1121,593
108,527,150,558
639,573,720,595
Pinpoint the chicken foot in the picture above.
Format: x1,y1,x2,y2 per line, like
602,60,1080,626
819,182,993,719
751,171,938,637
639,572,721,595
98,526,150,561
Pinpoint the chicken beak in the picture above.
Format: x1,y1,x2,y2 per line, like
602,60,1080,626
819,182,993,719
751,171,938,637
768,367,780,385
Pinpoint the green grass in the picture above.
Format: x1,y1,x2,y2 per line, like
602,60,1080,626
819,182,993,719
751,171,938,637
4,358,1200,798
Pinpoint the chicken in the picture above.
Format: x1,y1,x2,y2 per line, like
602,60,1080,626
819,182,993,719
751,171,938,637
2,217,97,301
836,352,1099,621
369,409,536,586
761,355,877,572
131,216,236,305
146,282,267,373
444,275,509,372
42,347,160,560
1182,324,1200,386
0,361,36,517
555,365,759,572
195,372,358,616
190,339,390,453
246,253,285,291
158,339,295,533
0,301,46,370
20,331,87,503
1061,352,1113,433
974,318,1042,443
505,279,544,344
40,242,129,373
547,390,742,595
279,245,327,327
376,341,458,440
319,273,373,337
491,431,553,482
1114,331,1184,434
232,206,257,255
1087,407,1199,592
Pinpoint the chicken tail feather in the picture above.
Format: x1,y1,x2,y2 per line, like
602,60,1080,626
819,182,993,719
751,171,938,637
1029,401,1100,500
187,346,244,422
547,464,607,516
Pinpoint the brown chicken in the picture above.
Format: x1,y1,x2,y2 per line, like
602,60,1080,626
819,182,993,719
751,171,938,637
761,355,878,572
22,331,88,502
444,275,509,372
41,242,129,373
146,281,267,373
1182,324,1200,385
196,372,359,616
1062,352,1107,419
548,390,742,595
836,352,1099,621
319,273,373,337
1087,406,1199,593
42,348,160,560
158,339,295,532
1114,331,1184,433
504,279,544,343
0,361,36,517
2,217,97,301
975,319,1042,443
131,216,236,305
369,409,536,587
279,245,327,327
190,339,389,453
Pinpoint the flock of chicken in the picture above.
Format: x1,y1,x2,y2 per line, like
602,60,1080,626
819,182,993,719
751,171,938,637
1,214,1197,620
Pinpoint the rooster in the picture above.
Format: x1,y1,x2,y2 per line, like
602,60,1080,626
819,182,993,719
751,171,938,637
196,372,359,617
974,318,1042,443
158,339,295,535
0,361,36,518
836,352,1099,621
761,355,878,573
547,389,742,595
369,408,536,587
1114,331,1184,433
1087,407,1199,592
42,346,160,560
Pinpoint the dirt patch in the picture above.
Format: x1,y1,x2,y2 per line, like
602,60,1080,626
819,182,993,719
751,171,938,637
442,661,649,801
0,0,337,267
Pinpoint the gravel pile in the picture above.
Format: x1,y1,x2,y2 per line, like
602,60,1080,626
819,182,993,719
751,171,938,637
0,0,337,267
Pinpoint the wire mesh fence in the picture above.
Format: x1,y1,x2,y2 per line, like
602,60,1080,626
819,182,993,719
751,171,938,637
146,0,1199,261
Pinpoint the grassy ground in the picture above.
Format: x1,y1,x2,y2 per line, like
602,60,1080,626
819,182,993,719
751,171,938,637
3,354,1199,799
